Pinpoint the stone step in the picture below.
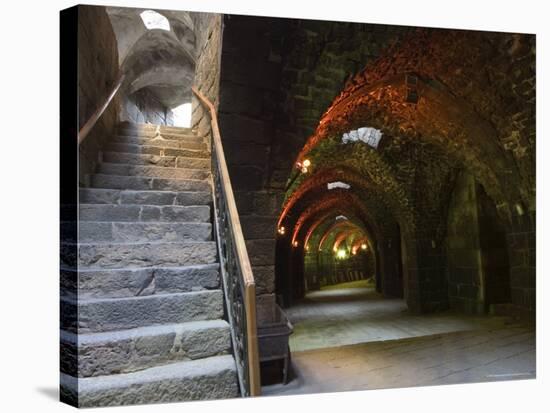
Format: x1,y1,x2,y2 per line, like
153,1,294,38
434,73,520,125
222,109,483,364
112,134,204,146
118,130,199,141
60,354,238,407
102,151,210,169
60,264,220,299
60,289,224,333
118,122,195,136
77,204,210,222
97,162,210,180
105,143,209,159
60,319,231,377
62,222,212,243
62,241,217,269
112,136,206,151
90,173,210,192
79,188,211,206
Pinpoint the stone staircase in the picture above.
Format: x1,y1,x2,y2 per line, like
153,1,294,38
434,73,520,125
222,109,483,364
60,122,239,407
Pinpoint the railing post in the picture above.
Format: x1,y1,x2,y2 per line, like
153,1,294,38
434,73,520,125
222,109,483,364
245,283,261,396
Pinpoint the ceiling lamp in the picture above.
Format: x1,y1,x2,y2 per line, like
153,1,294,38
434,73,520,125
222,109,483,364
336,249,347,259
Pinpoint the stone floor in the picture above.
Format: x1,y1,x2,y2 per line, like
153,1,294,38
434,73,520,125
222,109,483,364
263,285,536,396
287,286,513,352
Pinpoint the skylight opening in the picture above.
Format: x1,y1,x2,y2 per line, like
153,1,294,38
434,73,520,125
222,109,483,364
140,10,170,31
172,103,192,127
327,181,351,190
342,127,382,148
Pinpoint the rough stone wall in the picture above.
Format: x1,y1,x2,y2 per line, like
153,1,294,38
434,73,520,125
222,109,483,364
77,5,119,185
506,211,535,314
446,172,486,314
445,171,520,314
191,12,223,140
218,15,286,305
120,89,175,126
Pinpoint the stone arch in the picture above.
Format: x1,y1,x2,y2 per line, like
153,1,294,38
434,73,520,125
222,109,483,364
106,7,197,124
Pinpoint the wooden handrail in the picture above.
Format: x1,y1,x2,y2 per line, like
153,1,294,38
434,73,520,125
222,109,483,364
78,73,125,145
192,86,261,397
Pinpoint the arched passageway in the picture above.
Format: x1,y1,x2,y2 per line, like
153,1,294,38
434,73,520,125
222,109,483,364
259,24,535,381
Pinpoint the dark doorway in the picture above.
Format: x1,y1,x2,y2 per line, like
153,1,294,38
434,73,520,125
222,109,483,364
477,184,512,310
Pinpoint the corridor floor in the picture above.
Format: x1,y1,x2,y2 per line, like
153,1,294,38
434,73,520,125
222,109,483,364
287,285,512,352
263,285,535,396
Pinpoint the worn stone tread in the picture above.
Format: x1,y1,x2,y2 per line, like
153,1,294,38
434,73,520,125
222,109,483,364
60,289,224,333
62,241,217,269
102,151,210,169
110,137,206,151
60,319,231,377
61,263,220,298
90,173,211,192
60,354,238,407
62,221,212,243
118,122,195,136
97,162,210,180
105,142,210,159
79,188,211,206
112,134,205,146
77,203,210,223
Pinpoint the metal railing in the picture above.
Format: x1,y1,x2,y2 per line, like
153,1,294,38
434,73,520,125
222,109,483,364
192,86,261,397
78,73,125,145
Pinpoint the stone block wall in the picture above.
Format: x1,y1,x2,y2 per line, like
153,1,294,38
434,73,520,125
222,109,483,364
445,171,523,315
507,210,536,313
446,172,485,314
77,5,119,185
218,15,287,304
191,12,223,141
477,185,513,308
